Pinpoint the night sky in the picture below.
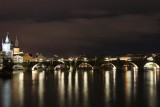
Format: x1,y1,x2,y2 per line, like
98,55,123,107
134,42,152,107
0,0,160,56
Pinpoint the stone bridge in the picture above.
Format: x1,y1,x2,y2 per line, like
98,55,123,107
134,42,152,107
12,58,160,71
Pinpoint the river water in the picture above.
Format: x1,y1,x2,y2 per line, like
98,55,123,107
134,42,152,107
0,69,160,107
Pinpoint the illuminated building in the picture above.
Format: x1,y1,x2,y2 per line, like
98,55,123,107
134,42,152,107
13,55,23,63
2,33,24,61
35,53,47,62
1,33,24,63
13,36,23,55
23,53,33,62
12,36,24,63
2,33,13,58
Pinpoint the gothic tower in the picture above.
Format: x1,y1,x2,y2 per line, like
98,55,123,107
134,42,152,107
15,36,19,47
2,32,12,57
13,36,21,55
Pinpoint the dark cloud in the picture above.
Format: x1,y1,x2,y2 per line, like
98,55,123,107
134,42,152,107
0,0,160,56
0,0,160,22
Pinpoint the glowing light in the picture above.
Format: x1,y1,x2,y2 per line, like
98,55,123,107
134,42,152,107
39,71,45,80
124,71,132,105
144,62,159,70
32,70,38,80
39,58,43,62
69,57,73,61
113,70,116,82
110,63,116,70
32,63,46,71
84,57,88,61
19,72,24,81
105,57,109,61
58,59,65,64
78,63,93,70
39,71,44,107
68,72,72,105
147,57,154,61
18,73,24,107
133,70,138,83
83,72,89,107
129,62,138,70
59,72,65,107
105,71,110,103
74,71,78,105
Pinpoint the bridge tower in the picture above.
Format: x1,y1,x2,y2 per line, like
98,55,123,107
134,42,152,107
2,32,13,58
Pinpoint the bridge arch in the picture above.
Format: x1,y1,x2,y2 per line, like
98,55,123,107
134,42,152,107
32,63,47,71
77,63,93,71
13,64,25,70
129,62,138,70
54,64,69,71
144,62,159,70
123,62,138,71
101,63,116,70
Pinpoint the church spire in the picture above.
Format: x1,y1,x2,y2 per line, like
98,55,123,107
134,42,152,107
15,35,19,47
5,32,10,43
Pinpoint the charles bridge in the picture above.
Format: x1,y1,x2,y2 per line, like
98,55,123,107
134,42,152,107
12,55,160,71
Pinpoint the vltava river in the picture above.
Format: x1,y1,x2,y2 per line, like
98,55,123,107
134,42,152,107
0,70,160,107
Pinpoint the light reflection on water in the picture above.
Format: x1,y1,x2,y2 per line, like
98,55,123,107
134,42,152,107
83,72,89,107
19,72,24,107
143,70,158,107
123,70,138,107
104,71,110,106
0,69,160,107
58,71,64,107
38,71,44,107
